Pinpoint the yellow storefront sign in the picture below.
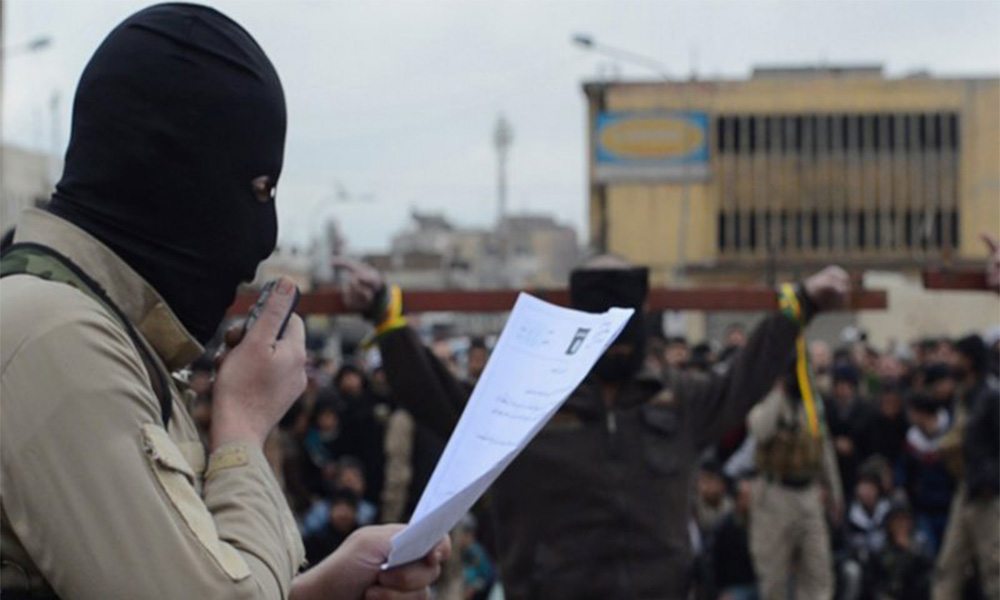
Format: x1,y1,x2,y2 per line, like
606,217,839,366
599,116,705,160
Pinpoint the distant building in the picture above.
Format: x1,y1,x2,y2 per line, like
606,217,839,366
366,209,579,291
308,218,346,284
500,214,580,288
583,66,1000,345
1,144,58,229
391,211,457,255
253,244,313,292
349,210,579,337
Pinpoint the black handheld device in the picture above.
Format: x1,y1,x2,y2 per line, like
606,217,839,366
242,279,300,340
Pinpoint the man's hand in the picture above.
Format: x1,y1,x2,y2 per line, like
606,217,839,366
803,265,851,312
353,526,450,600
333,256,386,316
291,525,451,600
210,277,306,450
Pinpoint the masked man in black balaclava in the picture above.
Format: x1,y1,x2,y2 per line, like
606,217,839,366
47,0,286,345
0,4,446,598
339,253,850,599
568,255,650,385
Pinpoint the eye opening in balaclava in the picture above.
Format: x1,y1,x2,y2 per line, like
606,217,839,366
251,175,278,204
48,2,286,344
569,255,650,383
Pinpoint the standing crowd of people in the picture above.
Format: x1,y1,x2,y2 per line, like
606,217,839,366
683,327,999,600
185,305,999,600
186,329,497,599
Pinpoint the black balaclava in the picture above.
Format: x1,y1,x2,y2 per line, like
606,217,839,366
49,3,286,344
570,266,649,382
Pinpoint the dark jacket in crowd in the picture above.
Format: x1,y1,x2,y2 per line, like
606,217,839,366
871,412,909,464
870,537,933,600
303,525,351,565
338,390,387,505
825,395,878,497
707,513,756,594
378,312,801,600
406,423,449,518
963,381,1000,499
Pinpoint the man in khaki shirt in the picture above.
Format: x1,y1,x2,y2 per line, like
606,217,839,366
748,368,843,600
1,4,446,599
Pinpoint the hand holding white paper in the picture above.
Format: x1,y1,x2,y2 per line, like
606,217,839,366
384,293,634,568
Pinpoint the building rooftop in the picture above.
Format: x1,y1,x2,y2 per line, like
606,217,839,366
751,64,884,79
581,66,998,95
410,209,454,231
501,214,561,230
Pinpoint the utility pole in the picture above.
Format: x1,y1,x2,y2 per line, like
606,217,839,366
494,114,513,283
494,114,513,226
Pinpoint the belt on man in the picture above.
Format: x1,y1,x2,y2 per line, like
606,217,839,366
764,474,814,489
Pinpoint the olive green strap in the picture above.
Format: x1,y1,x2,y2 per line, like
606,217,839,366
1,242,172,426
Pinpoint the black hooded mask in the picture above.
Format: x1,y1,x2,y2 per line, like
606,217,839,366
49,3,286,344
570,266,649,382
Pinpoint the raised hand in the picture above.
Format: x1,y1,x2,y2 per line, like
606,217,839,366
803,266,851,312
211,277,307,449
332,256,386,316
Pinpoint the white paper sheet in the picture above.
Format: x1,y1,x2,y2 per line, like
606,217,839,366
384,293,634,568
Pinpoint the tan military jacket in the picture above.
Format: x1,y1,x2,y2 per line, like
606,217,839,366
1,209,304,598
748,387,844,510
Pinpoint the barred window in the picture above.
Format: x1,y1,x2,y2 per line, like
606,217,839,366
715,111,960,258
716,113,959,153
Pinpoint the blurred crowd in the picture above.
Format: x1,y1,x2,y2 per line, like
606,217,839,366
184,321,999,600
679,325,1000,600
187,333,496,599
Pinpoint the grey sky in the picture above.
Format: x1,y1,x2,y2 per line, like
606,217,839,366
4,0,999,252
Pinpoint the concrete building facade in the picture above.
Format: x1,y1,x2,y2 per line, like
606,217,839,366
370,209,579,291
583,67,1000,345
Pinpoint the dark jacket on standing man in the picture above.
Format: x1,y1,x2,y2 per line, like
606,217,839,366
377,309,803,600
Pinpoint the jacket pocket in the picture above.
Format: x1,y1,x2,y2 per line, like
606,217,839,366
141,424,252,581
639,404,681,476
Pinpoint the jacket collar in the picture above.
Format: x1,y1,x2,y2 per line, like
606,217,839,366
566,364,665,416
13,208,203,371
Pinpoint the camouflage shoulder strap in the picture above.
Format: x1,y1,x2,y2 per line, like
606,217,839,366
1,242,172,426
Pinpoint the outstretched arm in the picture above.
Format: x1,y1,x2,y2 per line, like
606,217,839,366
335,257,466,440
686,266,850,448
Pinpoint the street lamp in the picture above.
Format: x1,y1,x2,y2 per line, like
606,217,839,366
571,33,671,80
572,33,695,279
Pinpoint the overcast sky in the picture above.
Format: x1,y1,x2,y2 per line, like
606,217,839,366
4,0,999,252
